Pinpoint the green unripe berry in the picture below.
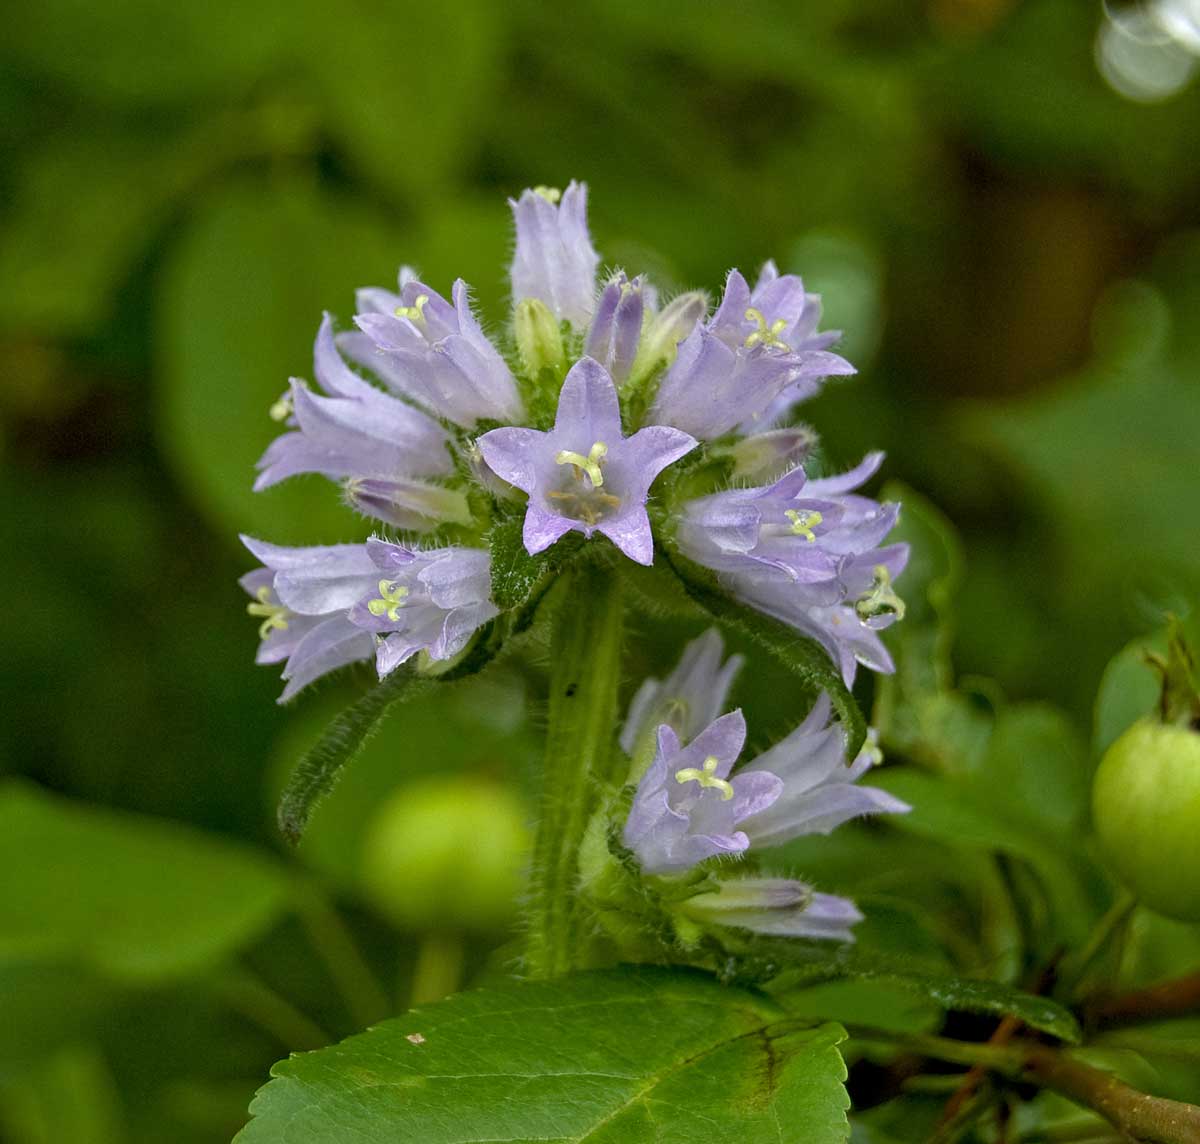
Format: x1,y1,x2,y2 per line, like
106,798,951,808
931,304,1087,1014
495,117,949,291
359,777,528,933
1092,718,1200,921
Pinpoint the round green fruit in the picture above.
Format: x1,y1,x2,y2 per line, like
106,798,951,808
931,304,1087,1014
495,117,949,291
1092,718,1200,921
359,776,528,932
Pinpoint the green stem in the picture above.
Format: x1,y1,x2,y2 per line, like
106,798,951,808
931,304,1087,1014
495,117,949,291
525,562,624,979
295,887,391,1028
1061,889,1137,998
214,966,330,1050
408,931,465,1007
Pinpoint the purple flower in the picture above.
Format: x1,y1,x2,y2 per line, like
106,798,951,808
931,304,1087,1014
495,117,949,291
509,182,600,328
255,314,453,507
347,537,498,678
239,539,378,703
676,466,847,586
476,357,696,566
585,273,645,384
736,544,909,685
739,694,910,848
622,711,783,876
340,274,523,427
678,453,907,684
679,878,864,941
619,628,743,755
735,261,845,432
649,268,854,440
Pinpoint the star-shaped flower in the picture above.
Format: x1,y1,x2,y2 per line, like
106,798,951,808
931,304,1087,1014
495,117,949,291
476,357,696,566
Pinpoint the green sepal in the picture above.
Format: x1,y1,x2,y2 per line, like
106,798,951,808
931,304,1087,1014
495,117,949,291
486,506,585,611
1148,615,1200,728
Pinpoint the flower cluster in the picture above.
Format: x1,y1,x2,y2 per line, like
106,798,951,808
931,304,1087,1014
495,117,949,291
242,180,906,703
619,631,909,941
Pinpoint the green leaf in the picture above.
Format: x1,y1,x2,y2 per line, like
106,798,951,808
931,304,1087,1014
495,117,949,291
299,0,499,202
871,765,1104,945
663,547,867,757
157,179,406,544
277,621,505,844
772,959,1080,1044
237,967,851,1143
0,782,289,983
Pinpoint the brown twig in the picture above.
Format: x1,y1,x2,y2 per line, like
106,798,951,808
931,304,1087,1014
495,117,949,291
1085,970,1200,1031
849,1028,1200,1144
1020,1043,1200,1144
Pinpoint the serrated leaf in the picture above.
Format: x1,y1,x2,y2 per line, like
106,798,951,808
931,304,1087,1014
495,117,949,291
663,548,867,758
0,782,289,983
237,967,851,1143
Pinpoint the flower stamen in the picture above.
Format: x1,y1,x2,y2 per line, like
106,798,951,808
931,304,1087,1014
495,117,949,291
744,307,790,350
367,579,410,622
675,755,735,801
247,586,290,639
532,185,562,203
394,294,431,324
555,440,608,488
855,564,906,622
268,392,293,422
784,508,824,542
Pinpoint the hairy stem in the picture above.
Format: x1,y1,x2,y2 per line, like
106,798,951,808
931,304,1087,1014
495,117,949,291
525,562,623,978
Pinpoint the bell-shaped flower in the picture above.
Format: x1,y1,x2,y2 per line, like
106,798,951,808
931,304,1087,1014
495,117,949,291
619,628,743,756
738,694,909,848
476,357,696,566
585,272,645,384
649,267,854,440
509,182,600,328
679,877,864,941
347,538,498,678
239,539,378,702
341,275,523,427
736,544,909,684
622,711,783,876
255,315,454,503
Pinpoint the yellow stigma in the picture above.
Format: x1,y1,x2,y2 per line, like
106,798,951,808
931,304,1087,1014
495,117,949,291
744,307,790,350
366,579,410,622
246,586,290,640
533,185,562,203
555,441,608,488
855,564,906,622
269,393,293,422
394,294,430,323
784,508,824,542
674,755,735,801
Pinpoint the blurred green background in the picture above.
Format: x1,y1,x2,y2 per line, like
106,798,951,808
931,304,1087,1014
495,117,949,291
2,0,1200,1139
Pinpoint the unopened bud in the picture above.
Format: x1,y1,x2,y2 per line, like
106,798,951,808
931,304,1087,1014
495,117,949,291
727,425,819,481
629,290,707,383
344,477,472,531
514,298,565,376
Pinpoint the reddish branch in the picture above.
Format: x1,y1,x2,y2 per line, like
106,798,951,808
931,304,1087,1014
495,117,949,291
1085,970,1200,1031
